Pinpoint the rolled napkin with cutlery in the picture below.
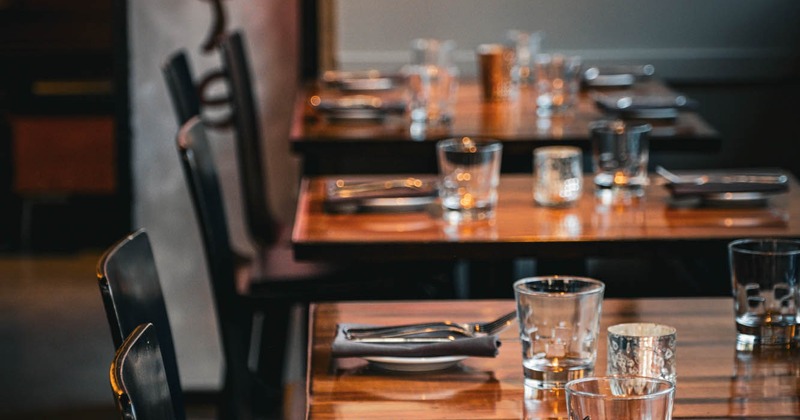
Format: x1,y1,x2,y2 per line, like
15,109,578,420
323,177,438,213
658,167,790,198
331,323,502,358
665,180,789,197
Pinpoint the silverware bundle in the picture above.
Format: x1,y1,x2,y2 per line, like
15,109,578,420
344,311,516,344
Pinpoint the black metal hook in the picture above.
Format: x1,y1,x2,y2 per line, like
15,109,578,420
200,0,227,54
197,68,233,128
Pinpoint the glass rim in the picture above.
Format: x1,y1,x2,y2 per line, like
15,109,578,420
608,322,676,338
589,119,652,134
437,137,503,152
728,238,800,256
513,275,605,296
565,376,675,400
533,145,582,157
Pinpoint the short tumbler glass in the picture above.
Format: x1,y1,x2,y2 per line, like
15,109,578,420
513,276,605,389
566,376,675,420
533,53,583,116
591,120,651,201
404,38,459,124
437,137,502,223
729,238,800,345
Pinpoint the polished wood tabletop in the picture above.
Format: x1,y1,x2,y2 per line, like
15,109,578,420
292,173,800,262
305,298,800,419
290,80,721,174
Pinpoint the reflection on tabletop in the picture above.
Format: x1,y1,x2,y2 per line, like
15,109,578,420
732,344,800,400
331,361,502,403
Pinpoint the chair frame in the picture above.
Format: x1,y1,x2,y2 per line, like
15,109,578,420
176,116,258,418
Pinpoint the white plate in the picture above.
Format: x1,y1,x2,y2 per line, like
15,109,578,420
363,355,467,372
702,191,772,207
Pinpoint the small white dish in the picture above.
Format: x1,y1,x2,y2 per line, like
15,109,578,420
364,355,467,372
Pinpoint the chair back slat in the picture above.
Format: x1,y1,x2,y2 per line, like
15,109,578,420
110,323,177,420
162,51,201,125
219,31,279,246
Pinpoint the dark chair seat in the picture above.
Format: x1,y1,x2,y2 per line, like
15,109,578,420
233,225,335,294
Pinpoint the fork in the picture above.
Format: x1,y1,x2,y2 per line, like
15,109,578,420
344,310,517,339
333,177,426,197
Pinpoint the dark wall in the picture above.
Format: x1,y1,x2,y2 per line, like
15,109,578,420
0,0,131,252
656,80,800,179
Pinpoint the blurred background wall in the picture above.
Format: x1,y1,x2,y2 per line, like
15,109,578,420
332,0,800,82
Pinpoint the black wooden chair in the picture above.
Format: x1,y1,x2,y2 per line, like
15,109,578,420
110,323,178,420
97,229,186,420
176,116,305,418
176,116,450,411
170,31,458,415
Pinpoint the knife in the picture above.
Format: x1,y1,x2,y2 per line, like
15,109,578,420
349,336,457,344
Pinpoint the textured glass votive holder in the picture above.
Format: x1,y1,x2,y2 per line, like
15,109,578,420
607,323,677,384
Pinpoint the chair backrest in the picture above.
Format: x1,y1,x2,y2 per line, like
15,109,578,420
162,50,201,125
175,116,253,416
97,229,186,420
218,30,279,247
110,323,178,420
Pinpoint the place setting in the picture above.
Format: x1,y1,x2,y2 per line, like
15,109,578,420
581,63,656,89
330,310,515,372
309,69,408,122
656,165,790,207
322,176,439,214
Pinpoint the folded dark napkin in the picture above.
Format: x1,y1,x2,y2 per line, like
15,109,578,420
666,181,789,197
331,323,501,358
663,169,790,197
594,93,697,120
323,178,438,213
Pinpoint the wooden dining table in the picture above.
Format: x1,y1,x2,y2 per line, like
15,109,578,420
304,298,800,419
292,173,800,263
291,79,721,175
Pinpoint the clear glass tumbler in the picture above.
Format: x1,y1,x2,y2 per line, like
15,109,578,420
566,376,675,420
404,38,459,124
513,276,605,389
729,238,800,345
437,137,502,223
591,120,652,201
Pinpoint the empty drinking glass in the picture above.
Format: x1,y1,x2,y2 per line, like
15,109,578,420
729,238,800,345
514,276,605,389
437,137,502,223
404,38,459,124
